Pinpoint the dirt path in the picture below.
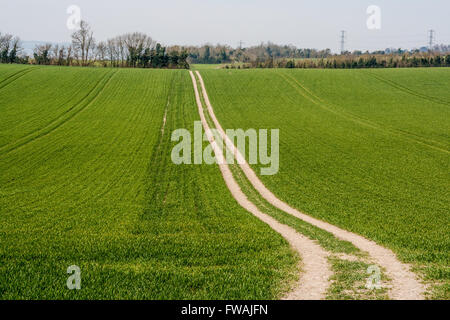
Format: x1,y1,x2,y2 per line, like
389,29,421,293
189,71,332,300
195,71,426,300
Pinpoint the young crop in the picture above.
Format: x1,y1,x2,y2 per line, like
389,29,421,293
0,65,297,299
201,68,450,299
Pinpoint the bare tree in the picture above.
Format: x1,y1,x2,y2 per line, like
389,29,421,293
57,46,66,66
107,38,117,67
51,44,59,64
0,33,13,50
95,41,107,66
85,34,95,64
73,47,80,66
66,46,73,66
123,32,150,67
71,20,95,66
9,36,22,63
117,36,126,67
0,33,13,62
33,43,52,65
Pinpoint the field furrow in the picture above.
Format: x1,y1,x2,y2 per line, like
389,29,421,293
278,71,449,153
0,70,117,155
366,71,450,107
0,67,36,90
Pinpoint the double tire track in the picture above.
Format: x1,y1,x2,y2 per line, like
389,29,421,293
191,70,425,300
366,71,450,107
278,71,449,154
0,70,117,155
0,67,37,91
190,71,331,300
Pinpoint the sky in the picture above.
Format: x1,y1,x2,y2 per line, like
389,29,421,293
1,0,450,52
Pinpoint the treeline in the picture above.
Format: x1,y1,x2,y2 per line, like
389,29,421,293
185,42,331,64
0,33,28,64
185,42,450,69
3,26,450,70
1,21,189,69
225,53,450,69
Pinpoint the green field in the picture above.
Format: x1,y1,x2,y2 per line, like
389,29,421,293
0,64,448,299
0,65,297,299
201,68,450,298
191,64,224,70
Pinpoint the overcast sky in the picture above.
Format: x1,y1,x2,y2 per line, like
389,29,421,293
1,0,449,52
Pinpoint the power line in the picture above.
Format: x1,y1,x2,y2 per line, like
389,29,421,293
335,29,450,52
340,30,346,53
429,29,435,50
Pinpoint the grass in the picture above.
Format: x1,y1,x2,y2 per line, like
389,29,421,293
2,64,448,300
191,64,224,70
197,71,388,300
0,65,297,299
327,257,389,300
200,68,450,299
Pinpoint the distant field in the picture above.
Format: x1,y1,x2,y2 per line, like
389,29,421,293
201,68,450,297
0,65,296,299
191,64,224,70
